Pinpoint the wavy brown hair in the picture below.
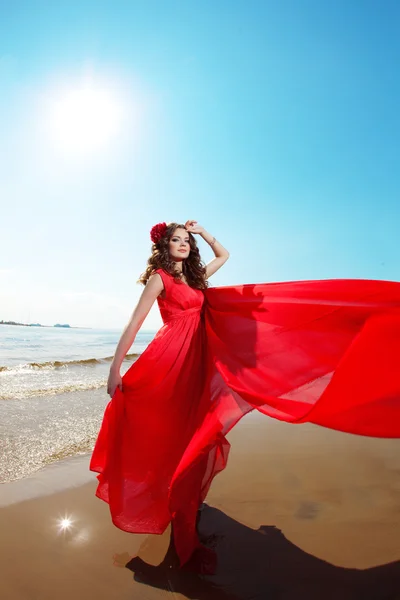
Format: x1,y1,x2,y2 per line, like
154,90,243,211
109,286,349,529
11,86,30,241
137,222,209,290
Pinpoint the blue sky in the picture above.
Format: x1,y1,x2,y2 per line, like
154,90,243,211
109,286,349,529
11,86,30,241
1,0,399,329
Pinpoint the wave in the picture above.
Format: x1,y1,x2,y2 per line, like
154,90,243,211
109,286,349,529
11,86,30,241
0,380,110,400
0,352,139,372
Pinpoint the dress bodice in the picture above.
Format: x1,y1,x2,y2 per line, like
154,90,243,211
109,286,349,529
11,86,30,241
154,268,204,324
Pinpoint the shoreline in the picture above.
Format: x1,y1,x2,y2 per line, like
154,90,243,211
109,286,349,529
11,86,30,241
0,452,95,508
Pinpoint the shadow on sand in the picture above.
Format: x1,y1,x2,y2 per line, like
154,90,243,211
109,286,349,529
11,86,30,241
125,505,400,600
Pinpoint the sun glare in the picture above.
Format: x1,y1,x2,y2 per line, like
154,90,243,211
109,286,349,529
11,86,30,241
46,82,124,154
59,517,72,530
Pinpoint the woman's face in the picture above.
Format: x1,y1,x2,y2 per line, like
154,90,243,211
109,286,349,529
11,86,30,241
168,227,190,261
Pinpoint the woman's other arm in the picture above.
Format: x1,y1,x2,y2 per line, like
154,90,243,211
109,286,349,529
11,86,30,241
107,272,163,396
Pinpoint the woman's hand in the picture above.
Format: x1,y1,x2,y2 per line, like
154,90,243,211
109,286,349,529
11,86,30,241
107,369,123,398
184,220,205,235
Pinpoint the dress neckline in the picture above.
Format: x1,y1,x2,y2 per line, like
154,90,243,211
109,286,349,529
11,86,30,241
178,276,191,288
162,268,191,289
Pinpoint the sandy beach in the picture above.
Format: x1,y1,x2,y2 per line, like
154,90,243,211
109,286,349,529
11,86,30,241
1,413,399,599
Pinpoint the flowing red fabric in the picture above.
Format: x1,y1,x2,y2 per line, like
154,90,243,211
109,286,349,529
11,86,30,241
89,269,400,568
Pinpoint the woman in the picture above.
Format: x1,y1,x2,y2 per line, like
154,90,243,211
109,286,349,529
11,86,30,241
90,219,400,571
106,219,227,399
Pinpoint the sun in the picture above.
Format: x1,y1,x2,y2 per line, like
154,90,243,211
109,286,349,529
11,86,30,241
46,82,124,154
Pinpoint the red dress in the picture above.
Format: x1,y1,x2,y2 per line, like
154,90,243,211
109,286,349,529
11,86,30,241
89,269,400,569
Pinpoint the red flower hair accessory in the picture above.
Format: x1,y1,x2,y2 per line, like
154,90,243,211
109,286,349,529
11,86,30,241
150,222,167,244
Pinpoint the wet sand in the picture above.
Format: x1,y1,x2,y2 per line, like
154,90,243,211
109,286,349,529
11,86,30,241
1,413,399,599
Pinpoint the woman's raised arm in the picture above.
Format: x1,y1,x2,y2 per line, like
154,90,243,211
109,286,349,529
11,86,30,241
184,220,230,278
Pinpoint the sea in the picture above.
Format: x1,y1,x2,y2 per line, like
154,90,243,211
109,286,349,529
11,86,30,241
0,324,156,484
